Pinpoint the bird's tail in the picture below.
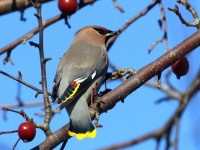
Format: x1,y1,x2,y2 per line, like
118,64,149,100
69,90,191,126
65,96,96,140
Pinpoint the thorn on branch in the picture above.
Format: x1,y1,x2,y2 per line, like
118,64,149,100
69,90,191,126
157,74,161,88
43,58,52,64
3,51,14,65
35,91,52,98
158,19,163,30
20,10,27,21
113,0,125,13
120,98,125,103
29,41,39,48
155,97,171,104
64,17,71,28
35,92,41,98
3,56,14,65
18,71,22,80
34,13,40,19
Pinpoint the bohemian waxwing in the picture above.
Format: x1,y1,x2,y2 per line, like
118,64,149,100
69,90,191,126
51,26,118,140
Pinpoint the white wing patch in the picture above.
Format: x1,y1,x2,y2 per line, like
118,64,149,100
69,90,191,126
91,71,96,79
74,77,87,83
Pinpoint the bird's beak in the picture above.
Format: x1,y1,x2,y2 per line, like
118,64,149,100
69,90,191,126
106,30,119,37
113,30,120,36
108,31,119,36
105,30,120,45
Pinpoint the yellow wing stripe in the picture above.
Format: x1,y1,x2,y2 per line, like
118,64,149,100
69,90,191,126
63,83,80,103
68,129,96,140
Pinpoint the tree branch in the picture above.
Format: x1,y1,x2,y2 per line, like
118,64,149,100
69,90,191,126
107,0,160,50
31,0,52,136
0,14,64,56
168,0,200,29
100,69,200,150
0,0,53,16
100,31,200,113
0,70,51,96
0,101,43,109
0,0,98,58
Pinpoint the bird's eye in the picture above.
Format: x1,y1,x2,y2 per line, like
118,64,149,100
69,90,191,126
94,28,107,35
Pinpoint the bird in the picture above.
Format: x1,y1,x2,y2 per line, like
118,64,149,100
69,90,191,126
51,26,118,140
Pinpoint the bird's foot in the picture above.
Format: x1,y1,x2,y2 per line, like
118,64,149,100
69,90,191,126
111,68,136,80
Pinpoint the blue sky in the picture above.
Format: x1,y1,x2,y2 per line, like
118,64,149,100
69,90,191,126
1,0,200,150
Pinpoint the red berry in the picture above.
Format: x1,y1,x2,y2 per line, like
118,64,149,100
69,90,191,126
58,0,78,16
18,122,36,142
171,56,189,79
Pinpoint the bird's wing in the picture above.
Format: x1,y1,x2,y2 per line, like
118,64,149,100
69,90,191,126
51,44,108,106
51,56,65,102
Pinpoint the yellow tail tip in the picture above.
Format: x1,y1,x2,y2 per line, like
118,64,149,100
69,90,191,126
68,129,96,140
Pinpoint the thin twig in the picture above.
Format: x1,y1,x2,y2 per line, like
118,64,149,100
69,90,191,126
0,130,18,135
148,38,165,53
100,69,200,150
168,0,200,29
177,0,200,28
2,107,36,124
174,117,179,150
31,0,52,136
112,0,125,13
1,106,47,131
34,26,200,150
34,108,60,118
165,70,180,93
148,1,168,53
60,140,68,150
3,51,14,65
0,0,97,57
159,1,169,52
16,71,23,106
13,138,20,150
145,81,182,100
0,70,51,96
0,101,44,109
107,0,160,51
0,14,64,56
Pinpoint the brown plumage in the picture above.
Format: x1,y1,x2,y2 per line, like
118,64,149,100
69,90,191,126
51,26,118,140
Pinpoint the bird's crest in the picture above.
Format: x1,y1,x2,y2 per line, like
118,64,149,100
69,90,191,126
75,25,111,35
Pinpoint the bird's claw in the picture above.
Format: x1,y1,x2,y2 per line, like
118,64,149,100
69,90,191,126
111,68,136,80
